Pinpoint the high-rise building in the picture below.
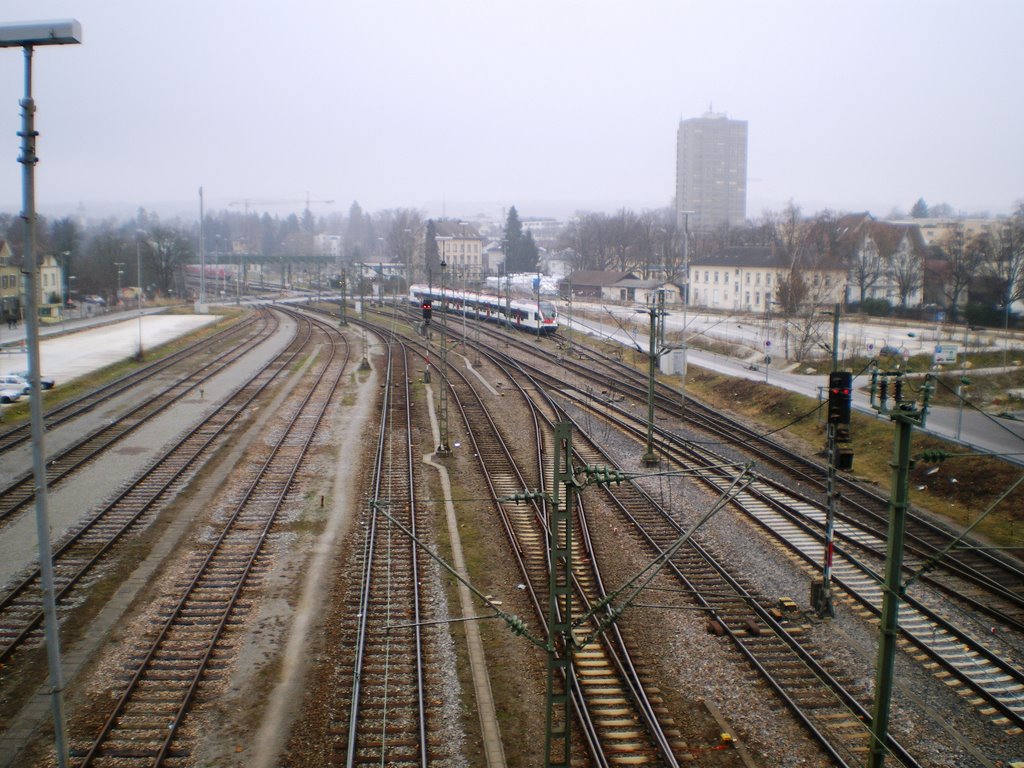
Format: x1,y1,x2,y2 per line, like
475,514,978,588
676,110,748,232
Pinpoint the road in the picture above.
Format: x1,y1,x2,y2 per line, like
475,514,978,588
562,306,1024,465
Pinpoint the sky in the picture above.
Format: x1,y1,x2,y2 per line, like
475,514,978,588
0,1,1021,224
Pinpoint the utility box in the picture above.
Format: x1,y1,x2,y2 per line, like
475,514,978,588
660,348,685,376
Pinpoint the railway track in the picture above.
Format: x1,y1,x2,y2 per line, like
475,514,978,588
506,334,1024,734
424,312,1024,642
412,331,684,766
71,310,350,766
0,310,279,527
0,311,266,455
364,307,1021,764
557,376,1024,743
489,345,925,767
0,309,311,672
557,333,1024,628
334,341,435,766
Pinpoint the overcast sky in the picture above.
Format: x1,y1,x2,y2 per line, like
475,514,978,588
0,1,1021,223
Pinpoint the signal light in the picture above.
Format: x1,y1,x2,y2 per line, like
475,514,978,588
422,300,432,323
827,371,852,425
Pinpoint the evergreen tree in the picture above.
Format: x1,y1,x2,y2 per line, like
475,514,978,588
910,198,929,218
503,205,539,272
425,219,439,284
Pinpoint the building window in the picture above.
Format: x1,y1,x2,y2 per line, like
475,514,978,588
755,272,761,285
755,291,760,306
714,271,719,284
766,274,771,287
745,273,750,285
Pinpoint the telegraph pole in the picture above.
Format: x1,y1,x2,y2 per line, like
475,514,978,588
544,422,577,767
641,303,660,466
816,303,844,617
338,269,347,326
437,259,451,456
867,368,933,768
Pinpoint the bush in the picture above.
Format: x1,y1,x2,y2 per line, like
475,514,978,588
861,298,893,317
963,303,1016,328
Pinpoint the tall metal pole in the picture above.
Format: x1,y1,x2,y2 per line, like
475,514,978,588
680,212,691,417
545,422,576,767
536,271,542,341
817,303,841,617
437,260,451,455
867,411,914,768
866,371,931,768
566,275,573,358
135,232,144,360
339,269,347,326
198,186,206,307
642,305,659,466
17,42,70,768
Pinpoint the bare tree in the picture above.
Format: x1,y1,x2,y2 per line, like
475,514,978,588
377,208,423,285
558,212,616,271
983,205,1024,316
147,225,193,296
936,225,984,321
851,238,884,303
607,208,642,271
889,243,922,308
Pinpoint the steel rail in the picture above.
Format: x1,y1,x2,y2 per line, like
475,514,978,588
0,310,306,668
0,311,278,526
344,340,428,766
76,311,349,766
0,311,266,454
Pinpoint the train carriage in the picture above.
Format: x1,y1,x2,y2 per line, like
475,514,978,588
408,285,557,335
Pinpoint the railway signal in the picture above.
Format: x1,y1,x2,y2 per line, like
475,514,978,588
421,300,432,324
827,371,852,424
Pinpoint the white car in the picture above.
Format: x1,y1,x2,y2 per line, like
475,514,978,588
12,370,55,390
0,386,21,404
0,374,30,395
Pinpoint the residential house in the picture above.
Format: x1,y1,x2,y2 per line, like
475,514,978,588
433,220,485,281
0,240,19,323
688,246,846,311
561,270,635,299
835,214,927,307
601,278,681,305
0,243,67,323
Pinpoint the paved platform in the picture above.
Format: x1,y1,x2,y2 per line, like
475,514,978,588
0,308,218,385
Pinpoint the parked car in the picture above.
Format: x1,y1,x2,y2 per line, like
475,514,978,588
0,373,30,395
0,386,21,404
12,369,55,390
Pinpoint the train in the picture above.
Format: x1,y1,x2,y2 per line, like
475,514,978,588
408,284,558,335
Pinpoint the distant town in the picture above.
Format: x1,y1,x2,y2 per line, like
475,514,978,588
1,110,1022,335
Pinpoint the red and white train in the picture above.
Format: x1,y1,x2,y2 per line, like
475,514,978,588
408,285,558,335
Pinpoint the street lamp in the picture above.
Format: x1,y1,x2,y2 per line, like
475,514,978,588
678,211,695,414
115,261,125,307
0,19,81,768
59,249,70,319
136,229,147,360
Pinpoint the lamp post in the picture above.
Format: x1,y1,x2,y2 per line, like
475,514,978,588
115,261,125,308
640,303,661,466
437,258,451,455
0,19,82,768
135,229,146,360
678,211,694,415
59,249,70,321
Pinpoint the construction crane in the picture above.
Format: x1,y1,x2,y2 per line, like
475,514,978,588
228,194,335,215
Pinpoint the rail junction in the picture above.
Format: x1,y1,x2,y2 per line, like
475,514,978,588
0,300,1020,767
